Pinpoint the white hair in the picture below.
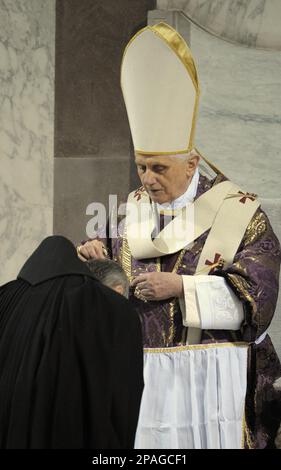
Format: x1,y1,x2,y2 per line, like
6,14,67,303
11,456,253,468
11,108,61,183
172,149,200,162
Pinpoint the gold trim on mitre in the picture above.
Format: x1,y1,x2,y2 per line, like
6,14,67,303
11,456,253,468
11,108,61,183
151,23,199,91
121,22,200,155
134,149,192,156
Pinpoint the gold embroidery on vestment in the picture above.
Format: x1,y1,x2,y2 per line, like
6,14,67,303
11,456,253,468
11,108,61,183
227,273,257,314
143,342,248,353
243,211,267,246
121,225,133,282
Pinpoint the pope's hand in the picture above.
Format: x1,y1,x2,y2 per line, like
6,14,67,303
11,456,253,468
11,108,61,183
77,240,107,261
131,272,183,301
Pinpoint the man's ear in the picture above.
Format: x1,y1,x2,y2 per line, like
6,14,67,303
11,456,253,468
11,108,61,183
186,155,200,176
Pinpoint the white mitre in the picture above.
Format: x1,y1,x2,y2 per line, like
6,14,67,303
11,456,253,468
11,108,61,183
120,22,200,155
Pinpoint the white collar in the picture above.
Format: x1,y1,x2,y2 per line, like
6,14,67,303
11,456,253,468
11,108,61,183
156,167,200,211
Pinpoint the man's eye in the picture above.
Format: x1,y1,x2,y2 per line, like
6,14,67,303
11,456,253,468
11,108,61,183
138,166,146,173
154,166,165,172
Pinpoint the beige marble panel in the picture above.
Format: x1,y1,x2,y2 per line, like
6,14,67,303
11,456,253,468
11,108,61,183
0,204,53,284
0,0,55,285
157,0,281,50
188,21,281,198
257,0,281,50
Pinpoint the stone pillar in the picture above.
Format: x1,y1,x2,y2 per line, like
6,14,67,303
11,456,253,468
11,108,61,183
0,0,55,284
54,0,156,244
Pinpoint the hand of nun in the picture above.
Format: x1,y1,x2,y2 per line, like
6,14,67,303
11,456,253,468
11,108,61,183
131,272,183,301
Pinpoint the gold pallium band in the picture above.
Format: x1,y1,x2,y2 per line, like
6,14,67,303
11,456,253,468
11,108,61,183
121,22,200,154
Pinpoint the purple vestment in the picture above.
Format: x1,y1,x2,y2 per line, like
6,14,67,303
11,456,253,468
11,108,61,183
96,172,281,448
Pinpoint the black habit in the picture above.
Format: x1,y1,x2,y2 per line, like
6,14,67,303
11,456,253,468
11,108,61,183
0,236,144,449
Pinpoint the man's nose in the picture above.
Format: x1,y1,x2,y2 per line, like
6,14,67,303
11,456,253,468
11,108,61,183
143,170,157,186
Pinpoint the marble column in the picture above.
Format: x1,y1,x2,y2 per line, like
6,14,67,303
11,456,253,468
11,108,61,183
0,0,55,285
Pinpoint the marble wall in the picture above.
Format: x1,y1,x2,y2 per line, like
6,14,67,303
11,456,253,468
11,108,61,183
148,8,281,356
0,0,55,285
157,0,281,50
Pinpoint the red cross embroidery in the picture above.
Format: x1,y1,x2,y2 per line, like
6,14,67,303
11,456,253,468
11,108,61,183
205,253,222,267
238,191,257,204
134,186,146,201
204,253,225,274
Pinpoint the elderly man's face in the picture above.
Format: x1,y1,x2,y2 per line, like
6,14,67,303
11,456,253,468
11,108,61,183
135,153,199,204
